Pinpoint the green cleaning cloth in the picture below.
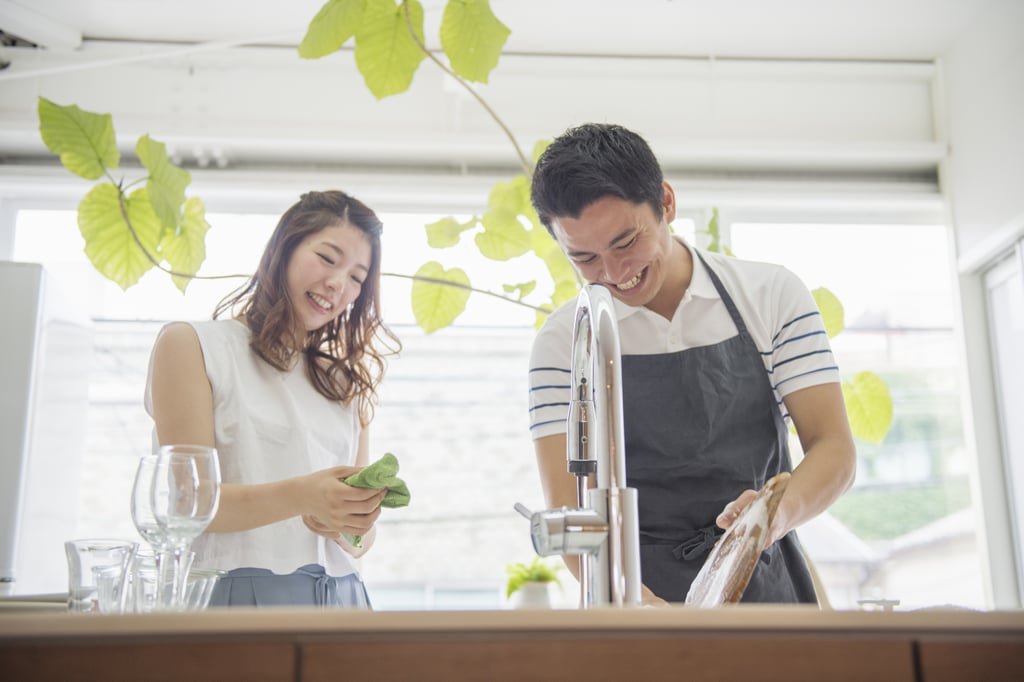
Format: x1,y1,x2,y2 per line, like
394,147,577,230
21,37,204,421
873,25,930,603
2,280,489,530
341,452,410,547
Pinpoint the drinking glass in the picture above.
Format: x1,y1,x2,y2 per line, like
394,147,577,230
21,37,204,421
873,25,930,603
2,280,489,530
150,444,221,608
130,455,167,550
130,454,177,609
64,539,137,613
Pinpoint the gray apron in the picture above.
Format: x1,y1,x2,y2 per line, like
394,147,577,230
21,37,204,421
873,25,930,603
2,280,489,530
623,252,817,604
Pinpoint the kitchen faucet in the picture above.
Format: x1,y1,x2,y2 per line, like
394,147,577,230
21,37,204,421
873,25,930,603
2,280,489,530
519,283,642,607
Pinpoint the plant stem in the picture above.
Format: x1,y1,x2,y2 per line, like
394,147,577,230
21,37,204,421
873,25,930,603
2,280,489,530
113,190,551,314
382,270,551,313
115,191,248,281
401,0,533,177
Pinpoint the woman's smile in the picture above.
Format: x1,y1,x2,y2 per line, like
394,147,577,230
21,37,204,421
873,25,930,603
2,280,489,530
307,291,334,314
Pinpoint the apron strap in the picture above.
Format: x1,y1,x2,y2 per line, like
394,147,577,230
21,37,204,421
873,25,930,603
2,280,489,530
694,250,753,341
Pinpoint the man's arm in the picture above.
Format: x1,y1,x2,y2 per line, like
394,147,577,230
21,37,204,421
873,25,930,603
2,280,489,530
718,382,856,544
776,381,857,537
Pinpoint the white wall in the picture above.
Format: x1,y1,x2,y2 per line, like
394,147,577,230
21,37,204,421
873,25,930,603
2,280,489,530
945,1,1024,269
0,43,947,255
940,0,1024,608
0,41,941,177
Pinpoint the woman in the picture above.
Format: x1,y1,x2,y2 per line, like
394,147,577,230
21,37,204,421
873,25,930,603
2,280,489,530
145,190,401,607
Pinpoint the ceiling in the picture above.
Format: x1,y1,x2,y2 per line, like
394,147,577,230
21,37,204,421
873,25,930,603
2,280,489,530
0,0,1004,62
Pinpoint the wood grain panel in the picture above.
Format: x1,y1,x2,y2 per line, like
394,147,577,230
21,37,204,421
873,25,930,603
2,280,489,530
918,637,1024,682
302,633,915,682
0,639,296,682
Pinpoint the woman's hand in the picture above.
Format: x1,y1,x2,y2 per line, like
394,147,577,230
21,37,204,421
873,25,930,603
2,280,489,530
301,513,338,539
302,511,378,557
304,465,387,538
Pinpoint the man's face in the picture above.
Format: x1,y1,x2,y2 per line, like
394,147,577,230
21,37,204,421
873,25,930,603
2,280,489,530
549,183,676,309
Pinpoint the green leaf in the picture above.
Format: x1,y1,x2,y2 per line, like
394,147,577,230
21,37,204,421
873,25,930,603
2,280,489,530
439,0,510,83
476,218,530,260
425,215,476,248
550,279,580,308
502,280,536,300
842,371,893,445
475,176,532,260
298,0,367,58
411,261,471,333
354,0,427,99
813,287,845,338
160,197,211,293
705,207,723,253
505,557,561,597
531,138,551,164
78,184,162,290
534,309,548,330
37,97,119,180
532,228,578,294
137,134,191,234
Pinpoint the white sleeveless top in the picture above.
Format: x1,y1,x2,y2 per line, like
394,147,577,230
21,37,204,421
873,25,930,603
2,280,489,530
145,319,360,577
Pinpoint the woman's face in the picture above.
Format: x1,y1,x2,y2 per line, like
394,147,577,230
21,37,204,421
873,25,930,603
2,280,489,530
285,222,373,333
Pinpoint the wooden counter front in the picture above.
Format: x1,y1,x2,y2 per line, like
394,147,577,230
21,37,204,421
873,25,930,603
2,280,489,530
1,606,1022,681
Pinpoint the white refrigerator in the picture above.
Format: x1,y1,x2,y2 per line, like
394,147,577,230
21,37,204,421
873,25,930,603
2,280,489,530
0,261,94,595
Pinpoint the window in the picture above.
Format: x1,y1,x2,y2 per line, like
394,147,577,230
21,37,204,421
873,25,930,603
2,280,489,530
984,244,1024,602
8,207,981,610
10,208,551,608
730,222,981,609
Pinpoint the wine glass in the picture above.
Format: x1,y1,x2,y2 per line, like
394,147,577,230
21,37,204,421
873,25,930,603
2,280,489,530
150,444,221,608
130,454,183,610
130,455,166,609
131,455,167,550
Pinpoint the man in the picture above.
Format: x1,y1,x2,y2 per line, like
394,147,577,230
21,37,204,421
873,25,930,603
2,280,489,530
528,123,856,605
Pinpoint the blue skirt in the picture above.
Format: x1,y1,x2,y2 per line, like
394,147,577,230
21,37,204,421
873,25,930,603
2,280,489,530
208,563,372,608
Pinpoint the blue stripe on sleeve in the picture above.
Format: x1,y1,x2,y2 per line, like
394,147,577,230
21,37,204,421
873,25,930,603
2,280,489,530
773,330,828,352
530,366,571,374
773,366,839,391
772,348,834,370
771,311,821,344
529,401,570,413
530,418,566,432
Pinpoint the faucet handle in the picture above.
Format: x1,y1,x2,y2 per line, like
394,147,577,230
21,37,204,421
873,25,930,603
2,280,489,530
513,502,533,520
528,507,607,557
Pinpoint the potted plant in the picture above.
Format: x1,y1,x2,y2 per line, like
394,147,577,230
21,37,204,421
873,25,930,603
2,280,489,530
505,557,562,609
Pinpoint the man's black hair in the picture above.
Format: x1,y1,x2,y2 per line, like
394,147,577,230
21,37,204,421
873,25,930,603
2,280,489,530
530,123,664,235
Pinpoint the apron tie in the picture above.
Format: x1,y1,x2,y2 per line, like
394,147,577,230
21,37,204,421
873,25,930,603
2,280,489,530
671,526,724,561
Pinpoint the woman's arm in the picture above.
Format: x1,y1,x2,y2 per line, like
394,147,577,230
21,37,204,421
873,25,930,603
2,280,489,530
149,322,385,535
148,322,216,448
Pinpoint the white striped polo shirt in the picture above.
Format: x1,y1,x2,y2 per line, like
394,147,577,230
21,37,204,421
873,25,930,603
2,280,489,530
528,238,840,439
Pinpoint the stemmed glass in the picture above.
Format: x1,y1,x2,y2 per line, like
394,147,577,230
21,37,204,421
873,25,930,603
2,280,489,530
130,454,178,611
149,444,221,608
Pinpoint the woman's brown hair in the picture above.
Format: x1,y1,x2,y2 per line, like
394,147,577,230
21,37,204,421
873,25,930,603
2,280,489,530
214,190,400,424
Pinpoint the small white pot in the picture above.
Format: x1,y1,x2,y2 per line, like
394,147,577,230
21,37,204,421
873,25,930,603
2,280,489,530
510,581,553,609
